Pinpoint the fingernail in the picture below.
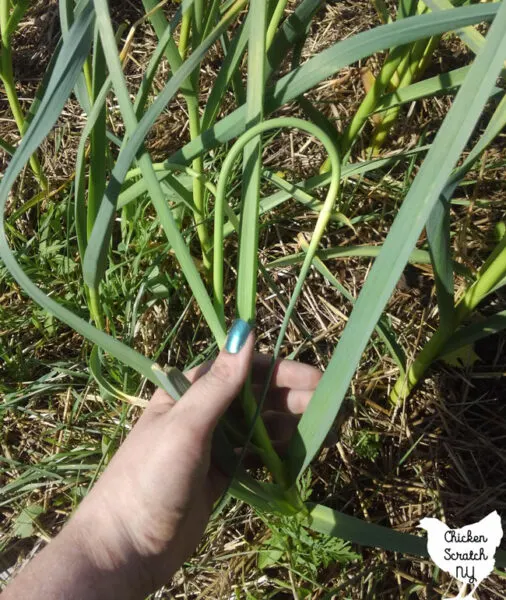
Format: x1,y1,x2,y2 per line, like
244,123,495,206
225,319,251,354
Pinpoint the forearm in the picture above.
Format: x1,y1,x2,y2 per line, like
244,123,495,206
3,330,265,599
2,512,152,600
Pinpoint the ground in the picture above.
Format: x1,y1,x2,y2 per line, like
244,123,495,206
1,1,506,598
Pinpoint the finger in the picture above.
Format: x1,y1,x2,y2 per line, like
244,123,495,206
174,320,254,431
253,387,314,415
185,354,322,390
184,361,212,384
143,388,177,419
208,466,230,503
251,355,322,390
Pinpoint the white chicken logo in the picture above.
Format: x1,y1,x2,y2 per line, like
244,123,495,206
419,511,503,599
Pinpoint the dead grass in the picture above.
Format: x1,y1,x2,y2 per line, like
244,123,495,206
1,1,506,598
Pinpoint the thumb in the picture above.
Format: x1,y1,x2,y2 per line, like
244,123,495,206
178,319,254,430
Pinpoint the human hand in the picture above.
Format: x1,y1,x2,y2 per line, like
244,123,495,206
3,320,321,599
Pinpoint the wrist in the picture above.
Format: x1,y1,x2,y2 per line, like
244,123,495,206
64,506,156,599
2,510,153,600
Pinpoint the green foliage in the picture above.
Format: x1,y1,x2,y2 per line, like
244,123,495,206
258,516,360,574
258,474,360,583
12,504,44,539
2,0,506,568
352,432,382,462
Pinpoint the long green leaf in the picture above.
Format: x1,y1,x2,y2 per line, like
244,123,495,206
86,26,107,242
389,92,506,343
425,0,487,54
426,196,455,329
286,0,506,483
267,0,324,77
81,4,181,271
58,0,92,114
201,15,249,131
141,0,190,93
0,136,15,156
143,0,211,270
307,501,506,565
236,0,267,324
398,0,418,20
443,310,506,355
307,501,505,567
305,503,428,557
426,90,506,334
117,168,197,211
74,74,111,262
23,38,64,129
269,244,436,268
375,65,504,114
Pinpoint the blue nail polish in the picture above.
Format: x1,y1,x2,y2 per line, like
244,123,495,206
225,319,251,354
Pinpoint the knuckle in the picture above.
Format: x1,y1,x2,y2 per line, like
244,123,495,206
171,406,210,446
146,389,176,415
207,360,234,387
